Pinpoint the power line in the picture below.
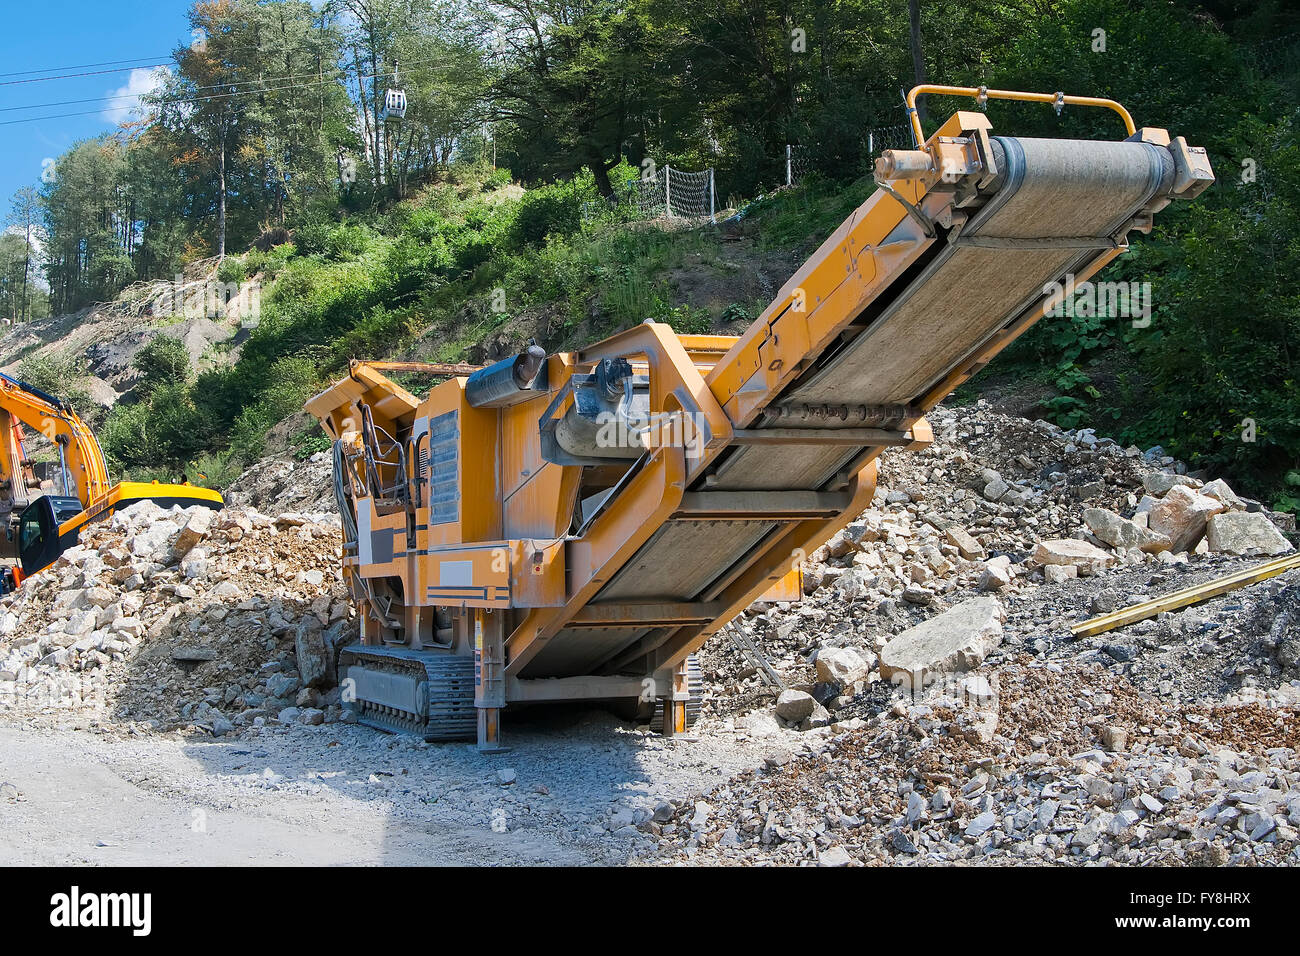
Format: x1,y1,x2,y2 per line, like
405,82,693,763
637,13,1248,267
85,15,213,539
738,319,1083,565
0,55,174,79
0,54,428,115
0,63,173,88
0,46,406,92
0,64,345,114
0,60,440,128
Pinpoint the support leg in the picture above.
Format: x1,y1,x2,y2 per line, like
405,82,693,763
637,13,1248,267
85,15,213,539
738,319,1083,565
659,662,688,737
474,609,509,752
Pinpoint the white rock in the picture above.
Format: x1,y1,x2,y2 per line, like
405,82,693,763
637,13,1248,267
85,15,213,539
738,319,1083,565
818,845,852,867
1200,478,1245,510
1149,485,1226,553
1205,512,1294,556
775,690,815,722
815,646,872,688
1043,563,1078,584
879,597,1005,686
1083,508,1172,554
978,564,1012,591
1032,539,1115,576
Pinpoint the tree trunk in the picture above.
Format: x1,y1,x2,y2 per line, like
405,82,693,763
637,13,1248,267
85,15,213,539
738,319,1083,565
909,0,928,126
20,251,29,323
590,158,614,199
217,138,228,259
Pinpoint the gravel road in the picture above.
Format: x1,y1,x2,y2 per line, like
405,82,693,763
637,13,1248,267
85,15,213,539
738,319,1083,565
0,710,773,866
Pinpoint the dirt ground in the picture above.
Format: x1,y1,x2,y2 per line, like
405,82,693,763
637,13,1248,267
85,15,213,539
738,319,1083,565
0,710,774,866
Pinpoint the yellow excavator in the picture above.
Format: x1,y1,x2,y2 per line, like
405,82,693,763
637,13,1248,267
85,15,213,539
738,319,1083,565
306,87,1215,749
0,370,223,593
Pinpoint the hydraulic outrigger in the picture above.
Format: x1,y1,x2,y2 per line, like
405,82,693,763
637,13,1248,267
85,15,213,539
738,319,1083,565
306,87,1214,749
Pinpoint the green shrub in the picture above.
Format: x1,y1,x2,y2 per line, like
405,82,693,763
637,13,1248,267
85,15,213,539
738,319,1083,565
325,223,380,261
512,172,594,246
216,256,248,285
101,380,209,474
15,353,97,422
133,335,190,394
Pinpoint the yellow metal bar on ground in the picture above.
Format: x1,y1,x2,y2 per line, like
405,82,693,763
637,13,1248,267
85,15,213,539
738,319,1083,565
1071,553,1300,639
906,85,1137,146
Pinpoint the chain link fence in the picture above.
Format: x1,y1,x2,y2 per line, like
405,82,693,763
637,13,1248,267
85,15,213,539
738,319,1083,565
865,123,914,157
583,165,717,224
783,124,915,186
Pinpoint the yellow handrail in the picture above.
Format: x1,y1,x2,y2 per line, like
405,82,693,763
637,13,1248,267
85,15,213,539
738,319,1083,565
905,85,1137,144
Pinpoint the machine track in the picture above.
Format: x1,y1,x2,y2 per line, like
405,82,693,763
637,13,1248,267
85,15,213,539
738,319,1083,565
339,644,477,741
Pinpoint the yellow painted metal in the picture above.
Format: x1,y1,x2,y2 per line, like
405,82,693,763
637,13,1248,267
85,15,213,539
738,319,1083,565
0,372,112,510
756,566,803,604
304,98,1212,741
577,321,735,470
504,445,688,677
1071,554,1300,639
59,481,223,540
647,461,879,673
906,84,1137,144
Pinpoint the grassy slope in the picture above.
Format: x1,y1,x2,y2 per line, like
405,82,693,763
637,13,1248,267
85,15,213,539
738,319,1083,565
150,167,868,478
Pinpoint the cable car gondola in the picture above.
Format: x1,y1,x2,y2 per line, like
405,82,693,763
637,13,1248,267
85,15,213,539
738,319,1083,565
382,61,407,124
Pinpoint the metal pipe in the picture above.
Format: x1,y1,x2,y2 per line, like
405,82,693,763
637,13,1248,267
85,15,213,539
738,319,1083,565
465,344,546,408
874,149,933,179
904,84,1136,146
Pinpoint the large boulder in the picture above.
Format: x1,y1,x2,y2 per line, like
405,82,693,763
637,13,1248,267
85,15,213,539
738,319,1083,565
170,508,213,562
945,526,985,560
1142,473,1200,496
1205,512,1294,556
878,597,1005,687
814,646,873,688
1083,508,1172,554
1032,539,1115,576
1200,478,1245,511
1148,486,1226,553
775,689,815,722
294,617,338,690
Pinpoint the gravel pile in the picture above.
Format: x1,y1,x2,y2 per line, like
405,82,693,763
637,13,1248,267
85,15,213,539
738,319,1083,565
652,657,1300,866
0,400,1295,868
0,500,356,736
225,450,336,515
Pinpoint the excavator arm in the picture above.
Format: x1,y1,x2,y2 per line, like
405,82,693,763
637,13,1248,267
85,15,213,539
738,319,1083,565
0,372,111,527
307,88,1215,749
0,371,224,591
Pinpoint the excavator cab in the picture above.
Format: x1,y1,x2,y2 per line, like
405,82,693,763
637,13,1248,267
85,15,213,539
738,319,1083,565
17,495,84,579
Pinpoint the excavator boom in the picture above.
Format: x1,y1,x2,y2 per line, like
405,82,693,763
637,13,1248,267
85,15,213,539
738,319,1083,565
306,88,1215,749
0,370,224,590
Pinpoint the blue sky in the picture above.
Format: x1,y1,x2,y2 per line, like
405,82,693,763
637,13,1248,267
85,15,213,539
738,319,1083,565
0,0,197,225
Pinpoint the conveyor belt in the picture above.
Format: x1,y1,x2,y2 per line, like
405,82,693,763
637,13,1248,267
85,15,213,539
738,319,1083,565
713,137,1171,493
544,135,1174,629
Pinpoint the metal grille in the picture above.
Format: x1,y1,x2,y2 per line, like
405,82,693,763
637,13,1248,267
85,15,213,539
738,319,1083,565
427,411,459,526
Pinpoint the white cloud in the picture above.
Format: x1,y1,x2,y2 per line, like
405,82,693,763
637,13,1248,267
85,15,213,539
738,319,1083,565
103,67,171,125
